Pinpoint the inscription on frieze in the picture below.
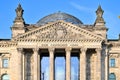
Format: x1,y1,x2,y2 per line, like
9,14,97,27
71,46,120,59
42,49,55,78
41,44,48,47
40,44,79,47
51,44,67,47
70,44,78,46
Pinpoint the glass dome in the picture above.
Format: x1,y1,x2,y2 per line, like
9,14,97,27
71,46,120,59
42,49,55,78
36,12,83,26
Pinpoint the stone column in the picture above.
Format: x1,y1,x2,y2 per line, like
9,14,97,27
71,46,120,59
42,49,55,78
96,48,102,80
17,48,24,80
33,48,39,80
38,50,41,80
80,48,87,80
0,54,2,77
22,51,25,80
66,48,71,80
93,53,97,80
49,48,55,80
105,49,109,80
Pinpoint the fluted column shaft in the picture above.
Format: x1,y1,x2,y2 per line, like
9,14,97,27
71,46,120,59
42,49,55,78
96,48,102,80
80,48,87,80
38,51,41,80
17,48,24,80
33,48,39,80
66,48,71,80
49,48,54,80
105,52,109,80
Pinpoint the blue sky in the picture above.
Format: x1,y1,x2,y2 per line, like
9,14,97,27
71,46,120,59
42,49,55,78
0,0,120,39
0,1,120,80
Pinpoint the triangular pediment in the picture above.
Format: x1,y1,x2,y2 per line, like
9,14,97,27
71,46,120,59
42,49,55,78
14,20,104,41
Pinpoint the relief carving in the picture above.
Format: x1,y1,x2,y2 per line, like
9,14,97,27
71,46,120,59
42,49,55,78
35,24,85,39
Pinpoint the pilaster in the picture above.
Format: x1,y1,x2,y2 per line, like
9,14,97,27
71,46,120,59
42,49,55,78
17,48,24,80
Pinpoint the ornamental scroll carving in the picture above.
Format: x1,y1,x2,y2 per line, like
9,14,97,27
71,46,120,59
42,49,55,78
35,24,85,39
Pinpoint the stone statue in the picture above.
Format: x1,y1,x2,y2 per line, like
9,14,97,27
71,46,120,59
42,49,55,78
15,4,23,17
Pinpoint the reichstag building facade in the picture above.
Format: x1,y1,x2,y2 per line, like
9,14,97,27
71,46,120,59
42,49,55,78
0,4,119,80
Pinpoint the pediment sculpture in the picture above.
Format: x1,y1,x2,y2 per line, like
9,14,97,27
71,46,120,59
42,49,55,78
35,24,85,40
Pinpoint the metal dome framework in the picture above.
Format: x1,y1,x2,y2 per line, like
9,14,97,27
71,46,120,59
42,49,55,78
36,12,83,26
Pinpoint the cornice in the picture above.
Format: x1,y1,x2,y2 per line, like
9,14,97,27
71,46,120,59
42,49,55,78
111,44,120,48
11,26,25,30
15,38,103,43
108,41,120,48
13,20,105,41
94,27,108,31
0,41,17,47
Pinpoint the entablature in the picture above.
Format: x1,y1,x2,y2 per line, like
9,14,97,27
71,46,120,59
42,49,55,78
16,39,102,49
0,41,17,48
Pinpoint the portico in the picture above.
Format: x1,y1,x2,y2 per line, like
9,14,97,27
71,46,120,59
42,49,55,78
17,38,103,80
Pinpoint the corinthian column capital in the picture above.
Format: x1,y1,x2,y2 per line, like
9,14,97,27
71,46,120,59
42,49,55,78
33,48,39,53
48,48,55,53
65,47,72,52
81,47,87,53
95,48,102,53
17,48,24,53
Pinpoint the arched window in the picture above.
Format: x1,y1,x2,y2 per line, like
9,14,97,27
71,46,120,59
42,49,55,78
109,73,116,80
2,74,10,80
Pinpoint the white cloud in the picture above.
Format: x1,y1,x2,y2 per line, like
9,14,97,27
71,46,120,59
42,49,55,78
44,67,49,80
56,67,65,80
71,67,76,80
43,66,78,80
104,11,120,39
69,2,120,38
70,2,94,13
69,2,96,24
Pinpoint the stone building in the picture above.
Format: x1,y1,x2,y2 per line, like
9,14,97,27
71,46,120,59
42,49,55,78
0,4,119,80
